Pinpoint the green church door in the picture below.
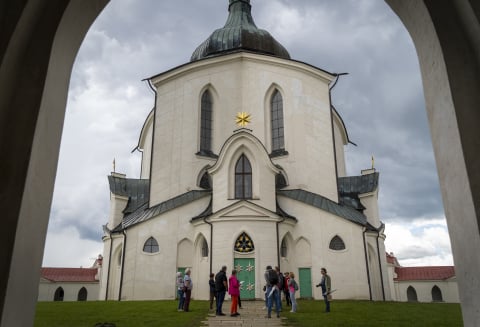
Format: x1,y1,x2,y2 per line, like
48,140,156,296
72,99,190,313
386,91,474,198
234,258,255,300
299,268,312,298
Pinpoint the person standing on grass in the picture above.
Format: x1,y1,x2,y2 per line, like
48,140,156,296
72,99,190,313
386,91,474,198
208,273,216,310
228,270,240,317
275,266,284,312
288,272,298,313
183,268,193,312
176,271,185,311
283,272,291,307
215,265,228,316
316,267,332,312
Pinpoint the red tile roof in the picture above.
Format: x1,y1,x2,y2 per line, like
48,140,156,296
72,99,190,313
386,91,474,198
41,268,98,282
394,266,455,281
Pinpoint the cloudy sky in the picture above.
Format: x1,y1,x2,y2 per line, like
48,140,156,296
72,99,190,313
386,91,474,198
43,0,453,268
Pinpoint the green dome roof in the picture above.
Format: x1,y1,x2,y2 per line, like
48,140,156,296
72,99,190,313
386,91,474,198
191,0,290,62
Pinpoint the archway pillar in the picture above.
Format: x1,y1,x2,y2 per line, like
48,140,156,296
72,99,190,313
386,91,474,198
386,1,480,325
0,1,108,326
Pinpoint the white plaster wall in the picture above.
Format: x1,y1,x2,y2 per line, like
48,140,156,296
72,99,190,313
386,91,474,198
332,114,347,177
38,282,99,302
119,197,210,300
277,196,372,300
108,193,129,230
148,53,337,207
138,111,154,179
395,280,460,303
209,131,279,212
359,190,380,228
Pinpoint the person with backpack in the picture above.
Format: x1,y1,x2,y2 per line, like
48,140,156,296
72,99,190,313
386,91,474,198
264,265,280,318
288,272,299,313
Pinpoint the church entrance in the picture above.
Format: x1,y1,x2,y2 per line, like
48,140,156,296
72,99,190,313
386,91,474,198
234,258,256,300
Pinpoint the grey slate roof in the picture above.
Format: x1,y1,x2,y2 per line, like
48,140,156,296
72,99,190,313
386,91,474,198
277,189,368,226
113,190,211,231
338,172,379,194
108,175,150,214
191,0,290,62
337,173,379,212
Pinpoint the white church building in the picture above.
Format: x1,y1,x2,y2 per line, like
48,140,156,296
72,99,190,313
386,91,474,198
99,0,399,303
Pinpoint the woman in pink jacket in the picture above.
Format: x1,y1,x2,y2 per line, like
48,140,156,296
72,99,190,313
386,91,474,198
228,270,240,317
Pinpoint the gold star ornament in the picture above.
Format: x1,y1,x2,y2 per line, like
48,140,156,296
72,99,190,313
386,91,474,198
236,112,251,127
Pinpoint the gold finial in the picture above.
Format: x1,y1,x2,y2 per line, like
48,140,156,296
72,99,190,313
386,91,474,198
235,112,251,127
371,155,375,169
113,158,116,172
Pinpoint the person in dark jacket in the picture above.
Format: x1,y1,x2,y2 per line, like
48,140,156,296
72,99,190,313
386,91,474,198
215,266,228,316
208,273,215,310
316,267,332,312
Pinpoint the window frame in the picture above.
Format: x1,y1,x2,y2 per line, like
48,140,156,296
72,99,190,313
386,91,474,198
143,236,160,254
270,89,286,155
234,154,253,199
199,90,213,155
329,235,346,251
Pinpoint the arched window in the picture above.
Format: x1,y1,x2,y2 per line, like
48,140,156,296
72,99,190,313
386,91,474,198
235,154,252,199
77,287,88,301
54,287,64,301
329,235,346,250
280,238,288,257
234,232,255,253
432,285,443,302
143,237,159,253
271,90,285,154
407,286,418,302
201,238,209,257
200,90,213,154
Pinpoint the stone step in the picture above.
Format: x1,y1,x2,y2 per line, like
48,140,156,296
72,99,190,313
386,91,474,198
202,300,289,327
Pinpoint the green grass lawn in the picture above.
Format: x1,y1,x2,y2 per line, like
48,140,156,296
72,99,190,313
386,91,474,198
34,300,208,327
287,299,463,327
35,299,463,327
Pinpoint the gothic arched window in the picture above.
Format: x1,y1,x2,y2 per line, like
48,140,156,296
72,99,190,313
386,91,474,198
77,287,88,301
200,90,213,154
234,232,255,253
143,237,159,253
432,285,443,302
235,154,252,199
280,238,288,257
271,90,285,154
407,286,418,302
201,238,209,257
329,235,346,250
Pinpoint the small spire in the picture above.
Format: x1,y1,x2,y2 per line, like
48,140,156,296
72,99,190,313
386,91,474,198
113,158,116,172
371,155,375,169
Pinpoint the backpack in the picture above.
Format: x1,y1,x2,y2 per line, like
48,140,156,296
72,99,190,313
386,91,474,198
268,269,278,285
294,280,299,291
278,273,284,290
